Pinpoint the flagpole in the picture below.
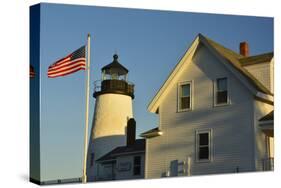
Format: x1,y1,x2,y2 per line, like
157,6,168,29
82,33,91,183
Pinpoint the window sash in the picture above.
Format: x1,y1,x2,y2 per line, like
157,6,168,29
133,156,141,175
181,96,190,109
134,156,141,165
197,131,211,161
199,132,209,145
179,82,192,110
199,146,209,160
216,90,228,104
216,78,228,104
133,166,141,175
181,84,190,97
217,78,227,91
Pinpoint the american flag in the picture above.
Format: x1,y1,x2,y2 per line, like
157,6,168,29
48,46,86,78
30,65,35,78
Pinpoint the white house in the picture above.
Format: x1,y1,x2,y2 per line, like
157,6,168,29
95,139,145,181
92,119,145,181
141,34,274,178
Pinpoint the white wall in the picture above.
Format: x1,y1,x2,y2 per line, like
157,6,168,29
92,94,133,139
243,60,273,93
87,93,133,181
146,44,257,178
94,153,145,181
253,100,273,171
115,154,145,180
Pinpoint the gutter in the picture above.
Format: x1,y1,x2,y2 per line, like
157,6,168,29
140,130,163,138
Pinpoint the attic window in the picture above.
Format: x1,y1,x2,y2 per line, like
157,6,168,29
178,81,192,111
215,78,228,105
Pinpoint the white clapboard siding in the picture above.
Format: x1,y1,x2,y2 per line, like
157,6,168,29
243,60,273,93
254,101,273,171
146,137,170,178
115,154,145,180
146,44,259,178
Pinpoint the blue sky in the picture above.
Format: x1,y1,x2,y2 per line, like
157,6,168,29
34,3,273,181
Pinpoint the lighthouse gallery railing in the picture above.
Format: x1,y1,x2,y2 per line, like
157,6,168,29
94,79,134,97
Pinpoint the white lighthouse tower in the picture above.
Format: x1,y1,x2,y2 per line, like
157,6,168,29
87,54,134,181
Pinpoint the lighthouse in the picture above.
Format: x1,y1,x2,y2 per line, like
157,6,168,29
87,54,134,181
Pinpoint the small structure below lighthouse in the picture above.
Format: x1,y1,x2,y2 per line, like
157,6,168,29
87,54,135,181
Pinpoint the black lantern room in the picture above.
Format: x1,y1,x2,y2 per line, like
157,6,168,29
93,54,134,99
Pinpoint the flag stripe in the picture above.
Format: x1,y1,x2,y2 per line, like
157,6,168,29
53,55,72,66
48,61,86,75
48,66,86,78
49,57,71,69
48,57,85,71
48,59,86,73
48,46,86,78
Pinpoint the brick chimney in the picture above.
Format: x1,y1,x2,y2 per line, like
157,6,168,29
127,118,136,146
240,42,249,56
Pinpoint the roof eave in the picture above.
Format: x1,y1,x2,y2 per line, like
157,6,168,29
111,150,145,157
239,52,274,66
259,120,273,126
96,158,116,162
256,92,274,104
147,36,200,113
140,131,163,138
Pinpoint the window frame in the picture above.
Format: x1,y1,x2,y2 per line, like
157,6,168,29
133,156,141,176
177,81,193,112
214,77,230,107
195,129,212,163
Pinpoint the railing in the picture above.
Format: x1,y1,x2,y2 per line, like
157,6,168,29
94,79,134,98
40,177,82,185
263,157,274,171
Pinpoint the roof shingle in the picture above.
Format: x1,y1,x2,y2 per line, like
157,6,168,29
96,139,145,162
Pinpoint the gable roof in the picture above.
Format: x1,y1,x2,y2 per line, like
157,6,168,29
148,34,273,113
96,139,145,162
202,35,272,95
239,52,273,66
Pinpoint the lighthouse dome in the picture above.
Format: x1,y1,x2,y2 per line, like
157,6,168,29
102,54,128,75
94,54,134,99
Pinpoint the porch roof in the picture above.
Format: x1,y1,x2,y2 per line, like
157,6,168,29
259,111,274,122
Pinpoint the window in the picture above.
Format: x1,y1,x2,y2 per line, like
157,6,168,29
111,73,118,80
178,82,192,111
215,78,228,105
133,156,141,175
196,130,211,161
